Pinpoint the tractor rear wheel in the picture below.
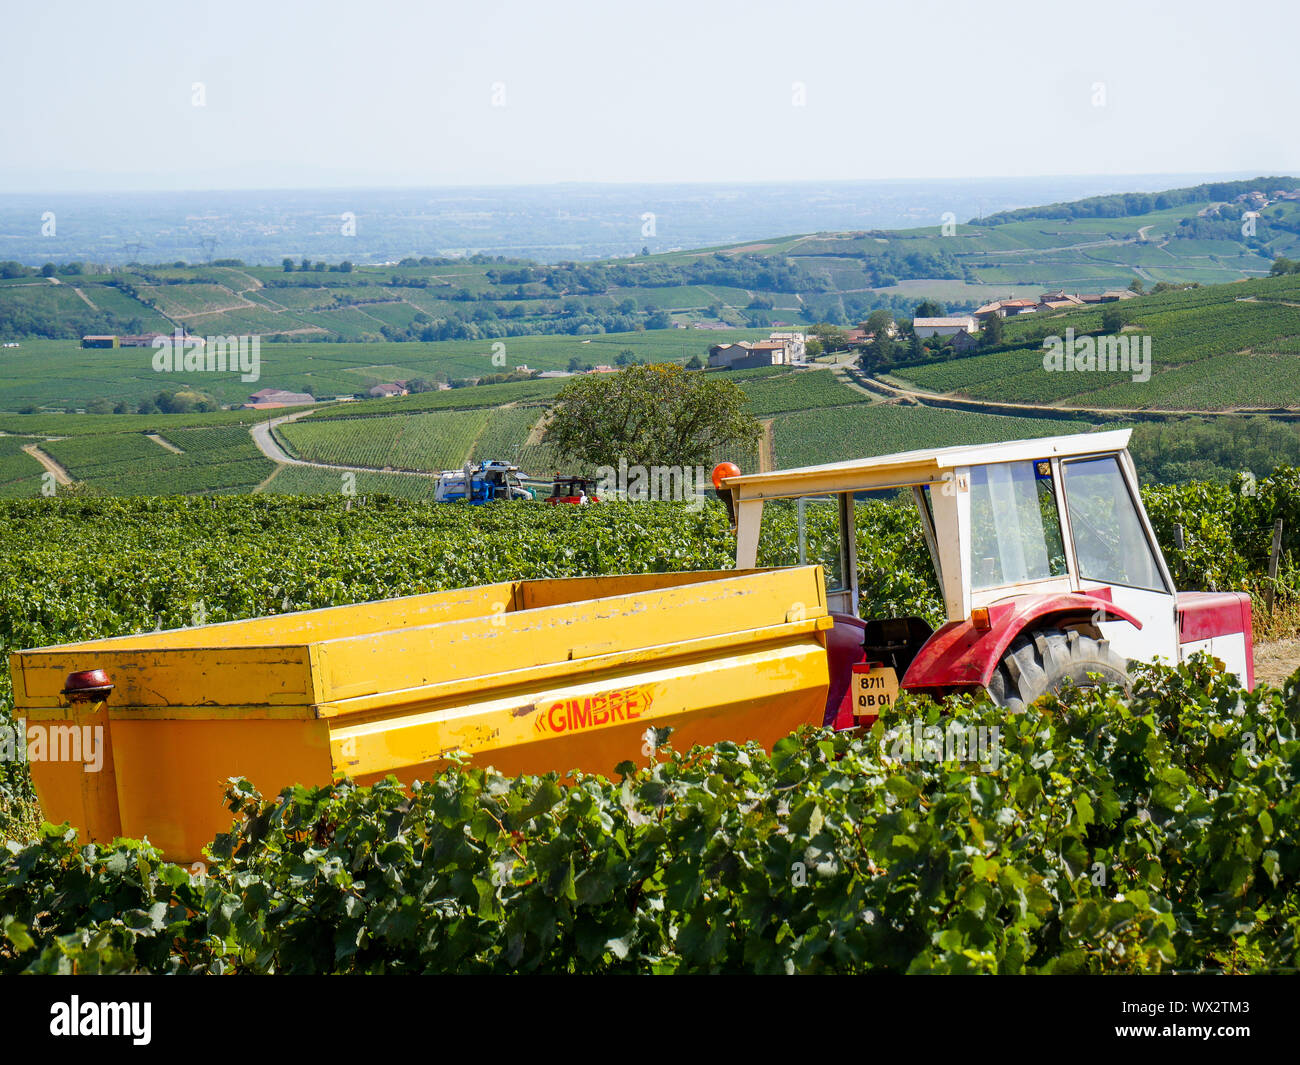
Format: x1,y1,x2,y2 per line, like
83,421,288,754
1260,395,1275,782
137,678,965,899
985,627,1130,712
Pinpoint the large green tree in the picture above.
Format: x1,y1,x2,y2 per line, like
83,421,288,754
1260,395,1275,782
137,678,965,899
543,363,760,468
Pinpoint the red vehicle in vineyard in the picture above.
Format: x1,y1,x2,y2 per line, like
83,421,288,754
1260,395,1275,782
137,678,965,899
715,428,1255,727
545,475,600,505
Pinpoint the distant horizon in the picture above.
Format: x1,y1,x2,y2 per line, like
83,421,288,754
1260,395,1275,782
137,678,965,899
0,170,1287,198
1,172,1289,269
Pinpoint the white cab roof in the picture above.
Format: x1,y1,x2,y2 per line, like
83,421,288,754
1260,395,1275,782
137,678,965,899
722,428,1132,500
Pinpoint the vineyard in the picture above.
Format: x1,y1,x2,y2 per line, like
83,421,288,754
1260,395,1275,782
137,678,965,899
892,273,1300,410
740,368,862,416
276,410,491,472
6,657,1299,974
259,465,439,499
770,404,1094,469
41,427,276,495
0,436,42,498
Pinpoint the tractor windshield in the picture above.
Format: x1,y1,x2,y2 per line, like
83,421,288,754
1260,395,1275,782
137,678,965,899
968,461,1068,590
1061,456,1167,592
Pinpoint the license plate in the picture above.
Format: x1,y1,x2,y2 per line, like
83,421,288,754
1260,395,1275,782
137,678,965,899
851,663,898,716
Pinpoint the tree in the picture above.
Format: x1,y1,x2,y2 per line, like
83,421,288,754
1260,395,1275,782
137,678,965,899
1101,306,1129,333
543,362,761,468
914,299,945,319
804,338,824,359
40,263,55,278
340,260,354,273
615,348,637,366
685,354,703,370
981,314,1005,348
282,258,294,272
1128,278,1145,294
810,323,850,353
864,310,894,339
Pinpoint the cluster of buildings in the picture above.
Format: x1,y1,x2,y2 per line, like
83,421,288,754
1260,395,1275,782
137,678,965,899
973,288,1138,322
901,289,1141,351
81,332,201,349
707,331,807,370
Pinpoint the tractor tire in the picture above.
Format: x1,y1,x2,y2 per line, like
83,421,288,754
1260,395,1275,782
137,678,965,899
985,627,1130,712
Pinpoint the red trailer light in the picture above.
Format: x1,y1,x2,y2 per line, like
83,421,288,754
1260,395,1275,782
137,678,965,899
61,668,114,704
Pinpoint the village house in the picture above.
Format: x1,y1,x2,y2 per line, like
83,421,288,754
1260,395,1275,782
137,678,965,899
769,331,807,363
948,329,979,353
707,331,806,369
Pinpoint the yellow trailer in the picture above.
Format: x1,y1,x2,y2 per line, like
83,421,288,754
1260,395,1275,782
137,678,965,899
10,567,833,862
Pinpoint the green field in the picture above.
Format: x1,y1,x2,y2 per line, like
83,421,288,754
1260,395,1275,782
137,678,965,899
0,330,767,414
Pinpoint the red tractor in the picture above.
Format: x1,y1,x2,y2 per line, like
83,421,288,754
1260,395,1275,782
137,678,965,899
715,429,1254,726
545,475,601,505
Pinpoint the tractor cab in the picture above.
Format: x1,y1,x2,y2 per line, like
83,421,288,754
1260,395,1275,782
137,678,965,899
714,429,1253,721
545,475,600,505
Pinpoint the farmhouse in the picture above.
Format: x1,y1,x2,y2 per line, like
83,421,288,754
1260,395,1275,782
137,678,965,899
80,335,119,349
368,383,408,398
912,316,977,338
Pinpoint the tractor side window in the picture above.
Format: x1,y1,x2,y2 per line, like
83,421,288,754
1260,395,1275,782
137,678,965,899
968,461,1068,590
1062,456,1167,592
757,496,845,594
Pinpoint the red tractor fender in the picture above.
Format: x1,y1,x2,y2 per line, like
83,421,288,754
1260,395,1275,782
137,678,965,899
901,592,1143,693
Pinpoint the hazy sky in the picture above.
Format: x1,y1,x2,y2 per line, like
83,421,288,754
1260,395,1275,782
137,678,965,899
4,0,1297,191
